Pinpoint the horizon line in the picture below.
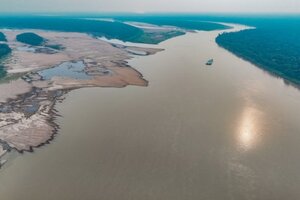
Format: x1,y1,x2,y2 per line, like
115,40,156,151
0,11,299,16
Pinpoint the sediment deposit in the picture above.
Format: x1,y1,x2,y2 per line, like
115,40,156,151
0,29,162,153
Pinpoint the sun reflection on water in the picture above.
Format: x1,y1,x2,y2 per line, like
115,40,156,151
237,106,262,151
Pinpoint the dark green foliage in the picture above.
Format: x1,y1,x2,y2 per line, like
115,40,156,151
0,32,6,41
0,43,11,58
16,32,45,46
0,44,10,79
216,28,300,84
0,65,7,79
16,32,65,49
0,17,143,43
0,16,229,44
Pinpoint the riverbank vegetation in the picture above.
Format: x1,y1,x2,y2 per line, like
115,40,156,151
0,44,11,78
0,16,229,44
216,28,300,85
0,43,11,59
0,32,6,41
16,32,45,46
0,17,144,43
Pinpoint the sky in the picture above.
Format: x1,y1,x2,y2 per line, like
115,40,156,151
0,0,299,13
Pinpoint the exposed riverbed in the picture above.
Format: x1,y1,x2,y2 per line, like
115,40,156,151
1,24,300,200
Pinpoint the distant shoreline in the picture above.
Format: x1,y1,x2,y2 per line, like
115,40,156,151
216,28,300,86
217,42,300,88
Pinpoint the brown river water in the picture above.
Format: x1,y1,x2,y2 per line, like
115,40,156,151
1,25,300,200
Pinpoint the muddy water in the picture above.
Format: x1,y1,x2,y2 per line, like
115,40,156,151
1,25,300,200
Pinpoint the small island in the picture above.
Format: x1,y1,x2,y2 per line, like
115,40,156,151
16,32,45,46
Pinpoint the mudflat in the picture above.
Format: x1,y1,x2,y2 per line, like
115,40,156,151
0,29,162,152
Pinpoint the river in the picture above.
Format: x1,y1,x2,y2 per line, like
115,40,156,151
0,24,300,200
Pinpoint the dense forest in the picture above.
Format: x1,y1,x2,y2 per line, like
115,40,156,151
16,32,45,46
0,32,6,41
0,16,230,44
0,17,144,43
0,43,11,58
0,43,11,78
216,28,300,85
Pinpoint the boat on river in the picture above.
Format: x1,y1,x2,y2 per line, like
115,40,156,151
206,59,214,65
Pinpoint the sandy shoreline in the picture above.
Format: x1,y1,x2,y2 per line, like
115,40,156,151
0,29,163,154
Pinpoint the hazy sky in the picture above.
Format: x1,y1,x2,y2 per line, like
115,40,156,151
0,0,299,13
